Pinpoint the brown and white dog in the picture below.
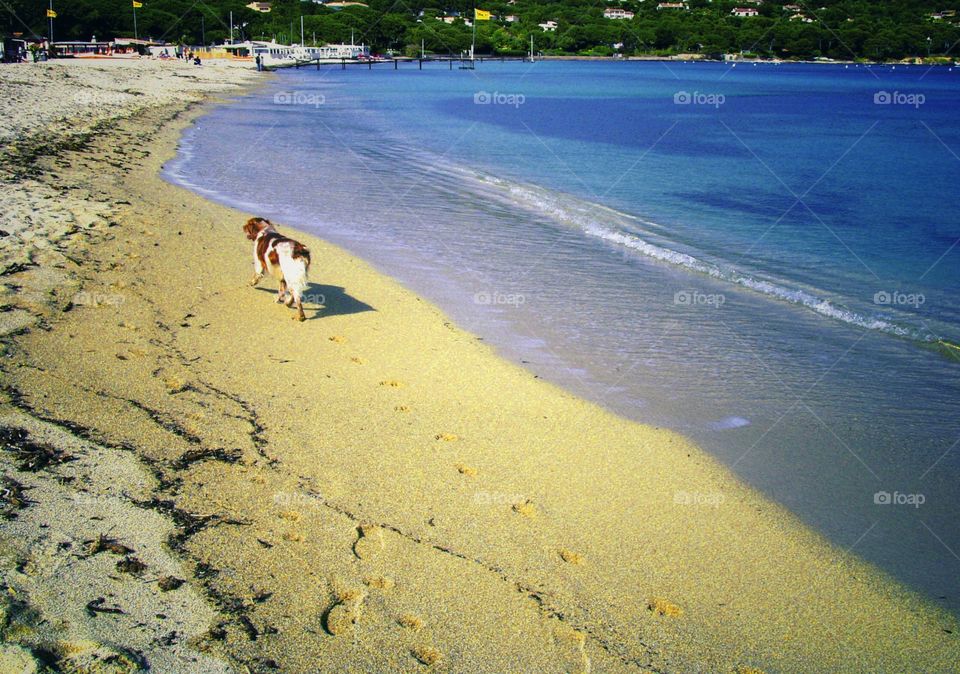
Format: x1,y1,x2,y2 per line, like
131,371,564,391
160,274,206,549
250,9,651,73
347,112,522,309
243,217,311,321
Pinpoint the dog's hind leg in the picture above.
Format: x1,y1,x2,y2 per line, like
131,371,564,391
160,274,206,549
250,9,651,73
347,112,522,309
292,289,305,322
276,278,288,303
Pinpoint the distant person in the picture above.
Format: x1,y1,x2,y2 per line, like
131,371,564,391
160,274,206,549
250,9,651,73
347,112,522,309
193,56,201,65
255,54,262,71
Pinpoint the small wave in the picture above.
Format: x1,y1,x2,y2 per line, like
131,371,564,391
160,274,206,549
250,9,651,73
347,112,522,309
468,173,936,345
707,416,751,430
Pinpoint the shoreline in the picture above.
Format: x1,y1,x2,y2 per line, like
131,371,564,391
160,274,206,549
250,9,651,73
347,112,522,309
1,60,958,672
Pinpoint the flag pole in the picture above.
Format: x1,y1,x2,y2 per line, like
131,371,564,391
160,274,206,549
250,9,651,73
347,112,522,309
133,3,139,41
48,0,54,46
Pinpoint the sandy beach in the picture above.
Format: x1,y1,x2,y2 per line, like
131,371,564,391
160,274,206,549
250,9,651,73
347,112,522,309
0,58,958,673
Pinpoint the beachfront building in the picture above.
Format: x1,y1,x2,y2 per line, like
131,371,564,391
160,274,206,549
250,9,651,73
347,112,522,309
221,40,369,61
51,38,160,57
112,38,157,54
52,40,112,56
731,7,760,17
245,2,272,12
603,8,635,19
539,20,558,31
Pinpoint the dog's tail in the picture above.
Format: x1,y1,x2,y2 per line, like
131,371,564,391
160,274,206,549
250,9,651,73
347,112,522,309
279,243,310,299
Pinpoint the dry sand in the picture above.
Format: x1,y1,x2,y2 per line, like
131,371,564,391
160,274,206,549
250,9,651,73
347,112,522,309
0,58,958,673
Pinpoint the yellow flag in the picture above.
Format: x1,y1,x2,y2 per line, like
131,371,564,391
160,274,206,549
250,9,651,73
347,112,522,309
132,1,142,7
474,9,491,20
46,8,57,17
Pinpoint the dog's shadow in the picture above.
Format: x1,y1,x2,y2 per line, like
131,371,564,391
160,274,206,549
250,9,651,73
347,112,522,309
255,282,374,320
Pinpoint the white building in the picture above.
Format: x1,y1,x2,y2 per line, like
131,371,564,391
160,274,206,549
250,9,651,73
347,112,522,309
224,40,370,62
539,20,558,31
731,7,760,17
603,8,635,19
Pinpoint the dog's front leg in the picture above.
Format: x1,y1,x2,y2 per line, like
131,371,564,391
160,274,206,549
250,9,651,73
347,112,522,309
250,254,264,286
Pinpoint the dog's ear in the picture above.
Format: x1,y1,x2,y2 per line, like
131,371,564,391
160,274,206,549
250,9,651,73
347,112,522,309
243,218,261,240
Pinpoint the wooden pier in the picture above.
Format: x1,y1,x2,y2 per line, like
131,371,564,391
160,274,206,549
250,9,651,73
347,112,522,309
266,55,534,72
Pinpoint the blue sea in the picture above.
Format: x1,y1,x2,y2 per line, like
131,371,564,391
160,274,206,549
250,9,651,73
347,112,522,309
164,60,960,613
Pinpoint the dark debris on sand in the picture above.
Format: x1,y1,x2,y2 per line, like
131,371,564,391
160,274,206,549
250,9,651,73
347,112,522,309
0,425,74,472
0,475,32,518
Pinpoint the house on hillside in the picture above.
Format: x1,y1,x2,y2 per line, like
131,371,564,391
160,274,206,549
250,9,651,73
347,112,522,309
603,8,634,19
539,20,558,31
245,2,272,12
731,7,760,17
789,13,813,22
657,2,687,9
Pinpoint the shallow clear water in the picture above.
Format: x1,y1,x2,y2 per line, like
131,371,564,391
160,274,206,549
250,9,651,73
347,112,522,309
164,61,960,613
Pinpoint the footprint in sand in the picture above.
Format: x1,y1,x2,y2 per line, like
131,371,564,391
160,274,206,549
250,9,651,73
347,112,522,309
362,575,395,591
353,524,384,559
559,549,585,566
328,335,345,343
552,624,591,674
455,463,478,477
647,597,683,617
512,500,537,519
350,356,365,365
410,645,442,666
55,641,143,673
380,380,404,388
325,588,367,636
162,376,188,393
397,613,424,631
435,433,458,442
394,405,410,413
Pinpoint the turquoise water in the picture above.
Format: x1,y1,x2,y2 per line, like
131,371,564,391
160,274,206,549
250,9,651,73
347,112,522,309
165,61,960,613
